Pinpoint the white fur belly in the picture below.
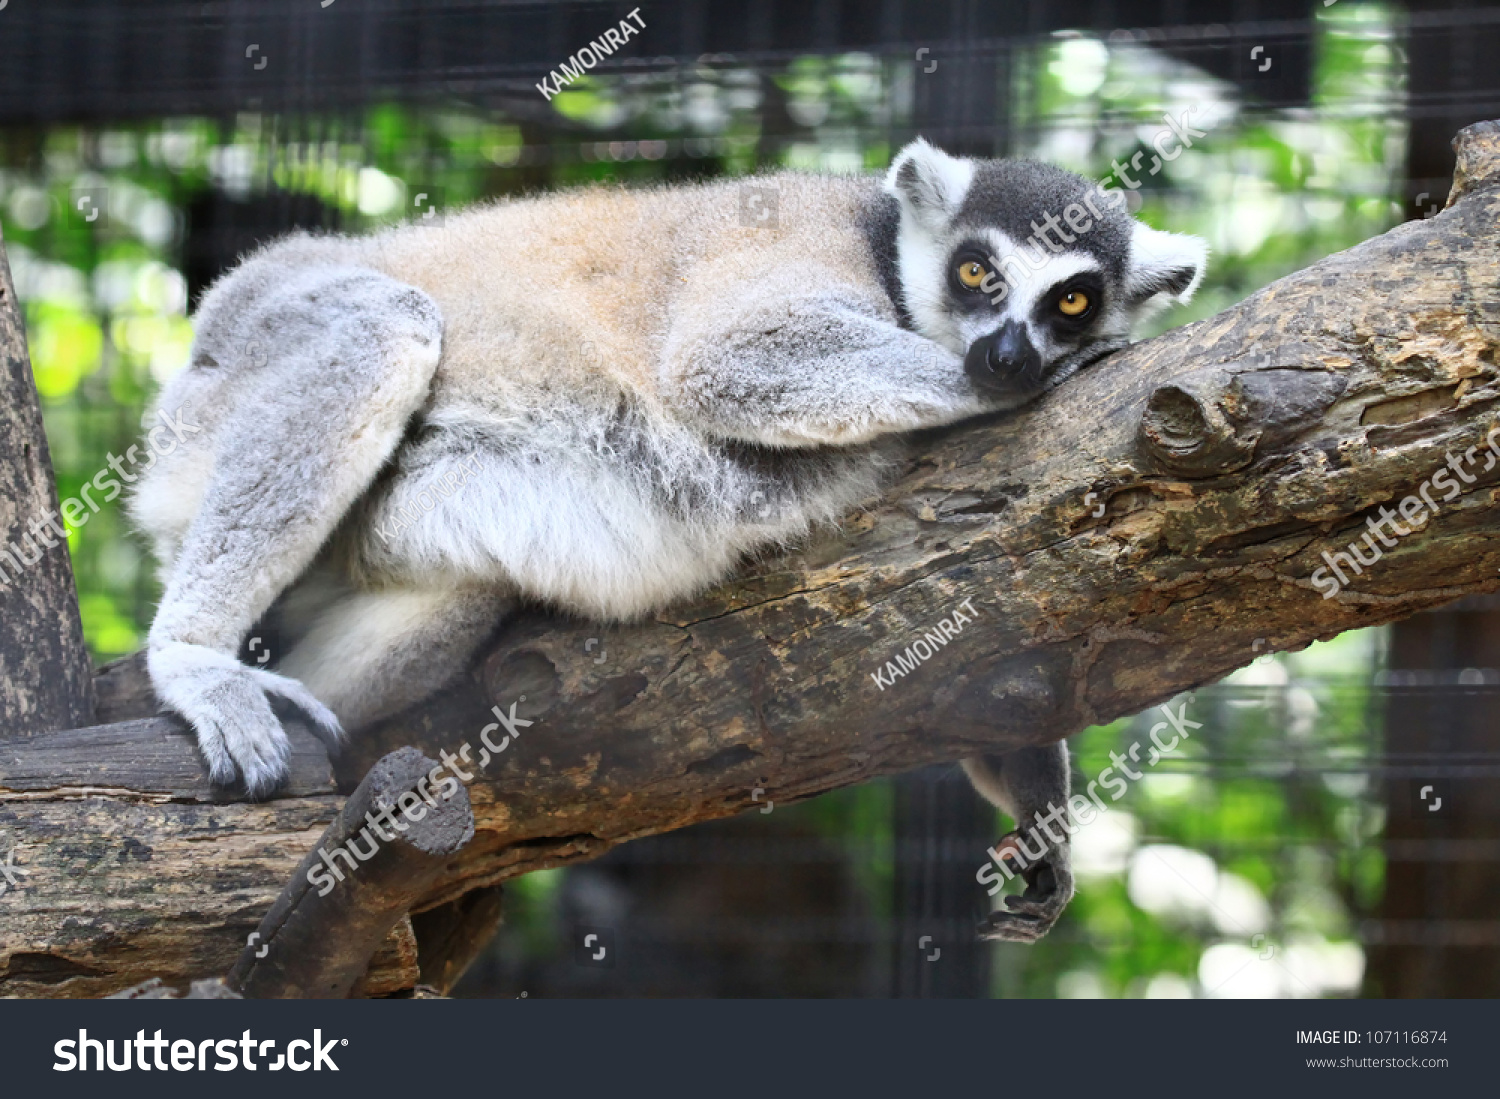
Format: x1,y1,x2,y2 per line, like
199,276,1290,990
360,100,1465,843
350,403,881,621
471,459,748,619
356,445,759,621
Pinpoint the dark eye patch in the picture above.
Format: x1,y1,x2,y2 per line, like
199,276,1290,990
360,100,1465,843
945,240,999,310
1034,273,1104,336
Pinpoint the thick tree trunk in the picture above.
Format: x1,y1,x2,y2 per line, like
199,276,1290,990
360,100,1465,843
3,122,1500,998
0,223,95,738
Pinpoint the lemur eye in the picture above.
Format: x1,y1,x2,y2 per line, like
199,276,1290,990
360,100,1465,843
1058,290,1091,317
955,260,988,290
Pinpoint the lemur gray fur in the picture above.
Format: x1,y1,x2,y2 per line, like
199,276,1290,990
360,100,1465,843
130,138,1207,943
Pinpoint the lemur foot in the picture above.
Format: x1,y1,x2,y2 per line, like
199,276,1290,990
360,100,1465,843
148,642,344,798
977,831,1075,944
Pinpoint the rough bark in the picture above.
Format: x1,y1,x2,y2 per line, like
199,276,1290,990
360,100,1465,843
0,222,95,737
3,122,1500,997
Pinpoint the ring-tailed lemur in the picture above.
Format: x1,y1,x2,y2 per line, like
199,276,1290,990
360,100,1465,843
131,138,1205,942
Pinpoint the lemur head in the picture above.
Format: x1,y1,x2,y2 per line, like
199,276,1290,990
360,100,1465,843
883,138,1207,407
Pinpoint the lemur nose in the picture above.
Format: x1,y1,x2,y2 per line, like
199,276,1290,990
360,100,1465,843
991,321,1033,370
966,320,1042,393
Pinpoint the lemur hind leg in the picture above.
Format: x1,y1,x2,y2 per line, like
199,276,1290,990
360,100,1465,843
274,583,516,733
146,265,444,795
963,741,1076,943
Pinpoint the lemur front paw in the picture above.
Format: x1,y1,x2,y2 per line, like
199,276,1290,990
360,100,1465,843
977,831,1075,944
148,642,344,798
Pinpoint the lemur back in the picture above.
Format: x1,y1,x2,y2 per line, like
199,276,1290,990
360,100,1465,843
358,174,891,411
135,174,897,626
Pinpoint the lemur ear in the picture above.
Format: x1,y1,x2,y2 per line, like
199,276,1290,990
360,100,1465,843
883,138,973,231
1126,222,1208,307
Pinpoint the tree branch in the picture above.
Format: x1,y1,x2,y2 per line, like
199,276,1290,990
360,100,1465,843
3,121,1499,997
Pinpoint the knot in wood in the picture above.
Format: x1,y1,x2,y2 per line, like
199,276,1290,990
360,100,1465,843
1139,380,1257,477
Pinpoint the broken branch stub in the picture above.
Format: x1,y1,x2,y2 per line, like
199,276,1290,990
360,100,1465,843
226,747,474,999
